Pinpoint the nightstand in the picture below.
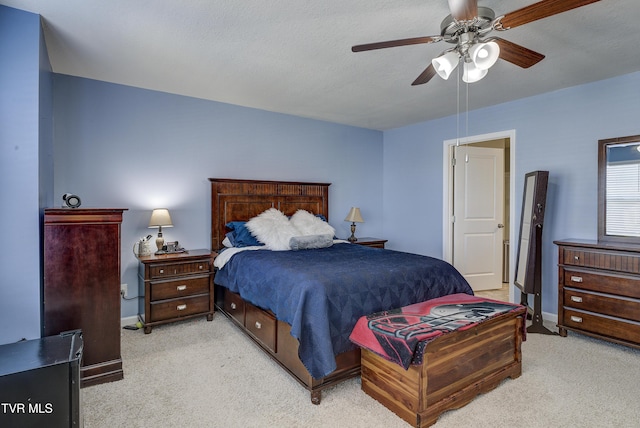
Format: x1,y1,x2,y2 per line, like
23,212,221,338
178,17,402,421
137,249,215,334
352,237,387,249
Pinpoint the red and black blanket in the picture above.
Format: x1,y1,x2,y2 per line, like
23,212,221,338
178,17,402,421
349,293,526,369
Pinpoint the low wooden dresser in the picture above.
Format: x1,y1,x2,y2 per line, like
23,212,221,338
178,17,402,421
554,239,640,348
137,249,215,333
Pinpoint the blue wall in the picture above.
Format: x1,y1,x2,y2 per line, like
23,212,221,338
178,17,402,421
52,75,384,318
2,3,640,333
0,5,52,344
383,71,640,316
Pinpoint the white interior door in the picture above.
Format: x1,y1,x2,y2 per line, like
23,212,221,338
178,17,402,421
453,145,505,291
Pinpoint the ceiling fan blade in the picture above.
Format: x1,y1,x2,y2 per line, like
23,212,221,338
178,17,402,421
491,38,545,68
411,64,437,86
352,36,440,52
447,0,478,21
498,0,601,30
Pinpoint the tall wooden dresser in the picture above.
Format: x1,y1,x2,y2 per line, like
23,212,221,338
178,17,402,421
43,208,127,386
554,239,640,349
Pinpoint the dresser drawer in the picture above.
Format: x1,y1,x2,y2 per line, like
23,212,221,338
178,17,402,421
150,295,211,322
562,247,640,274
245,303,276,353
149,260,210,279
224,290,246,325
562,309,640,344
562,268,640,299
150,275,210,301
564,288,640,322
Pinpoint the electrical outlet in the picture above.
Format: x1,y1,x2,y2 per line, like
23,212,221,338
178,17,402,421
120,284,127,299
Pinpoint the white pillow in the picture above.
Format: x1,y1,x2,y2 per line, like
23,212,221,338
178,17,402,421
246,208,298,251
289,209,335,236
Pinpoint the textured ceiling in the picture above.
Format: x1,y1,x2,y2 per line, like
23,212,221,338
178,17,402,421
2,0,639,130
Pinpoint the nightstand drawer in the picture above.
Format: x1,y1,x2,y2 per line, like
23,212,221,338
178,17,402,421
149,260,211,279
563,268,640,299
150,275,210,301
564,288,640,322
150,295,211,322
246,303,276,352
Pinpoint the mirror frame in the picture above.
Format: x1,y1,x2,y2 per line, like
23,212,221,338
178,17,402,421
597,134,640,244
514,170,548,295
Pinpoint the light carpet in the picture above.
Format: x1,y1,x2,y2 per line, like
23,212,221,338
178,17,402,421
83,315,640,427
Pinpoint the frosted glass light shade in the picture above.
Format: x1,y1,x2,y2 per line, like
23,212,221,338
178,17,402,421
462,61,488,83
469,41,500,70
432,51,460,80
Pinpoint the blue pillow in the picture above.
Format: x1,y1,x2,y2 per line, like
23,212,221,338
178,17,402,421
225,221,263,247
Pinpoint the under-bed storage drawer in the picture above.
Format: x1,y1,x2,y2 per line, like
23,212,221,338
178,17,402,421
224,290,246,325
245,303,277,353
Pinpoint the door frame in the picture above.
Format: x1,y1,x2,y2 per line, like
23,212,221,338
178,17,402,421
442,130,516,300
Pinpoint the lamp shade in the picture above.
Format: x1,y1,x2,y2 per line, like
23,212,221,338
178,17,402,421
344,207,364,223
469,41,500,70
432,51,460,80
462,61,488,83
148,208,173,228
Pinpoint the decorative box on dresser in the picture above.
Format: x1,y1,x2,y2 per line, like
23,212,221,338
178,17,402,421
43,208,127,387
137,249,215,334
555,239,640,349
352,237,387,249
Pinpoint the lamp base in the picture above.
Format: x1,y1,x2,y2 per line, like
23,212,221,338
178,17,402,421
348,223,358,242
155,230,164,251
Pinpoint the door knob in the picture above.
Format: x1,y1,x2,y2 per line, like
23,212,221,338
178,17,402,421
498,224,504,228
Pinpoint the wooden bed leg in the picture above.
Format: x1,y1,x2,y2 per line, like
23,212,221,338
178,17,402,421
311,390,321,405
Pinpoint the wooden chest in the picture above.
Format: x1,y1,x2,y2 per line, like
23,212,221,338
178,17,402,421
360,309,525,428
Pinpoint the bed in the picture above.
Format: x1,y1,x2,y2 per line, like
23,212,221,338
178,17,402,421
209,178,473,404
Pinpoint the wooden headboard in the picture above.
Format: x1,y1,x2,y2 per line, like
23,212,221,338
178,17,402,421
209,178,331,251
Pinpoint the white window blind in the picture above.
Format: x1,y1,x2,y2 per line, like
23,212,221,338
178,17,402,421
606,162,640,237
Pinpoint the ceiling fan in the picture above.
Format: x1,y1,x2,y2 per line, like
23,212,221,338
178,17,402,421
351,0,602,85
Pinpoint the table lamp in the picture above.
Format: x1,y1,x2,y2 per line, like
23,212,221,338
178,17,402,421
344,207,364,242
148,208,173,252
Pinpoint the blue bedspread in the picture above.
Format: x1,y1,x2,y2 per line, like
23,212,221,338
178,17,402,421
214,243,472,379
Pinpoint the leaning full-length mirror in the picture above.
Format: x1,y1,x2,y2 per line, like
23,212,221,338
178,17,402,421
514,170,549,334
514,171,548,295
598,135,640,243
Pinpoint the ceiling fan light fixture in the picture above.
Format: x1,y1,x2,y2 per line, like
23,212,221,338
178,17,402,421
462,61,488,83
469,41,500,70
432,51,460,80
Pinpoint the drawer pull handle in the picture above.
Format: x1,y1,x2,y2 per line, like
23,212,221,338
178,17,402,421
570,315,583,323
199,265,204,270
177,285,187,291
255,321,262,329
574,255,579,261
570,276,583,283
177,304,187,311
159,269,164,274
230,303,237,310
570,296,583,303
